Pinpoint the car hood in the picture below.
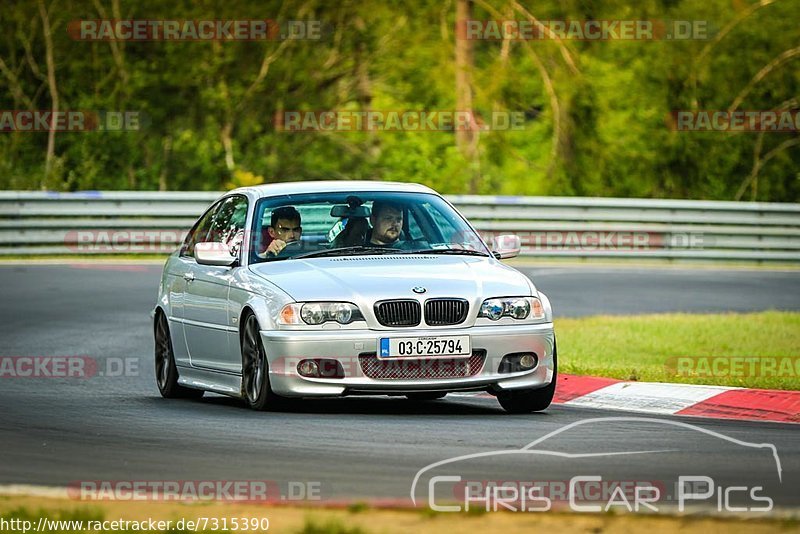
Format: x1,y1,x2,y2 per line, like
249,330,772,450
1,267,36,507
248,255,536,302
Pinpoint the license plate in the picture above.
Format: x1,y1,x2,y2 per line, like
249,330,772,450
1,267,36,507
378,335,471,358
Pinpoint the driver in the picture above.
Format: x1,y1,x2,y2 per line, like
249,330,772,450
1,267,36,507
264,206,302,256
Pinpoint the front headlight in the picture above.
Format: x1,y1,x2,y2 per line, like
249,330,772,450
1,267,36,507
279,302,364,325
478,297,545,321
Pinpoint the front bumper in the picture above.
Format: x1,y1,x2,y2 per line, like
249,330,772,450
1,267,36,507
261,323,555,397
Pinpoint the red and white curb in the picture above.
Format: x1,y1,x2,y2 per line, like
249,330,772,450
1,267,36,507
554,374,800,424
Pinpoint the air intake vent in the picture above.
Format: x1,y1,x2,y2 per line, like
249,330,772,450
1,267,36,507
425,298,469,326
358,351,486,380
374,299,421,327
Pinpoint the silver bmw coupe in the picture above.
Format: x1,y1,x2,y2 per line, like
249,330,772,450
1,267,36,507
154,181,556,413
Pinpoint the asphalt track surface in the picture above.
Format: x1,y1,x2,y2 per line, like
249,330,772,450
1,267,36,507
0,263,798,510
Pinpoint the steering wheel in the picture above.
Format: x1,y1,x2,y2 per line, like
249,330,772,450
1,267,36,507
275,240,304,257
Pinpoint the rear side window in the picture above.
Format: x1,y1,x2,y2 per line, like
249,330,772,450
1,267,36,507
180,200,222,257
206,196,249,258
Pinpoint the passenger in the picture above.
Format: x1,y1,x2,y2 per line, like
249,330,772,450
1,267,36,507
368,201,404,246
262,206,302,256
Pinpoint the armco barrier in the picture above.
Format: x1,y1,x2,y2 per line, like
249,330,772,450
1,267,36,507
0,191,798,261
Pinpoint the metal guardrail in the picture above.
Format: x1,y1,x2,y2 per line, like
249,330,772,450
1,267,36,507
1,191,799,261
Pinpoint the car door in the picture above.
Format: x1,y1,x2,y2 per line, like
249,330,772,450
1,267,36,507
168,200,223,367
182,195,248,372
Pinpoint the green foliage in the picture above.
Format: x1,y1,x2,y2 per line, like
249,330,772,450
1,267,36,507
1,0,798,200
345,501,370,514
296,516,368,534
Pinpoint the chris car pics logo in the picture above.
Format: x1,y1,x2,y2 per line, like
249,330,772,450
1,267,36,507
411,417,781,513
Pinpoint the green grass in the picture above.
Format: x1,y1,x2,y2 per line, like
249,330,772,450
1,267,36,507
346,502,370,514
555,311,800,390
296,517,368,534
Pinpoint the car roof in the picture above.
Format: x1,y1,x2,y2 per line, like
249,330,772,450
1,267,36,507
229,180,436,199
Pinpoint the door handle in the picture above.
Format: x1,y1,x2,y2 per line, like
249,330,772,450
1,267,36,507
183,272,195,282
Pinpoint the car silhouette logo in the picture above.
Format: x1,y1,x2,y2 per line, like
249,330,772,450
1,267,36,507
412,286,427,294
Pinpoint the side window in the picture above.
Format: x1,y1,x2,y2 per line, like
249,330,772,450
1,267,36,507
406,210,425,240
180,200,222,257
206,195,249,258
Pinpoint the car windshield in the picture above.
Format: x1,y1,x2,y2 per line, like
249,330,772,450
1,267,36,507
248,191,490,263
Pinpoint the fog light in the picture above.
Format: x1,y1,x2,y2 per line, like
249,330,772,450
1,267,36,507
297,358,346,379
297,359,319,377
519,353,536,369
317,359,346,378
498,352,539,373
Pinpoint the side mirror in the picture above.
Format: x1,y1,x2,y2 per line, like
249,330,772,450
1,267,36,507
491,234,521,259
195,242,237,266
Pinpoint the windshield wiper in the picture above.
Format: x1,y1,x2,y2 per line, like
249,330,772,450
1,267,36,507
409,248,490,257
293,246,405,259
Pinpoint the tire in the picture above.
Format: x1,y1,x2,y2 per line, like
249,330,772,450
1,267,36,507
154,311,204,399
497,339,557,414
241,313,282,410
405,392,447,401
